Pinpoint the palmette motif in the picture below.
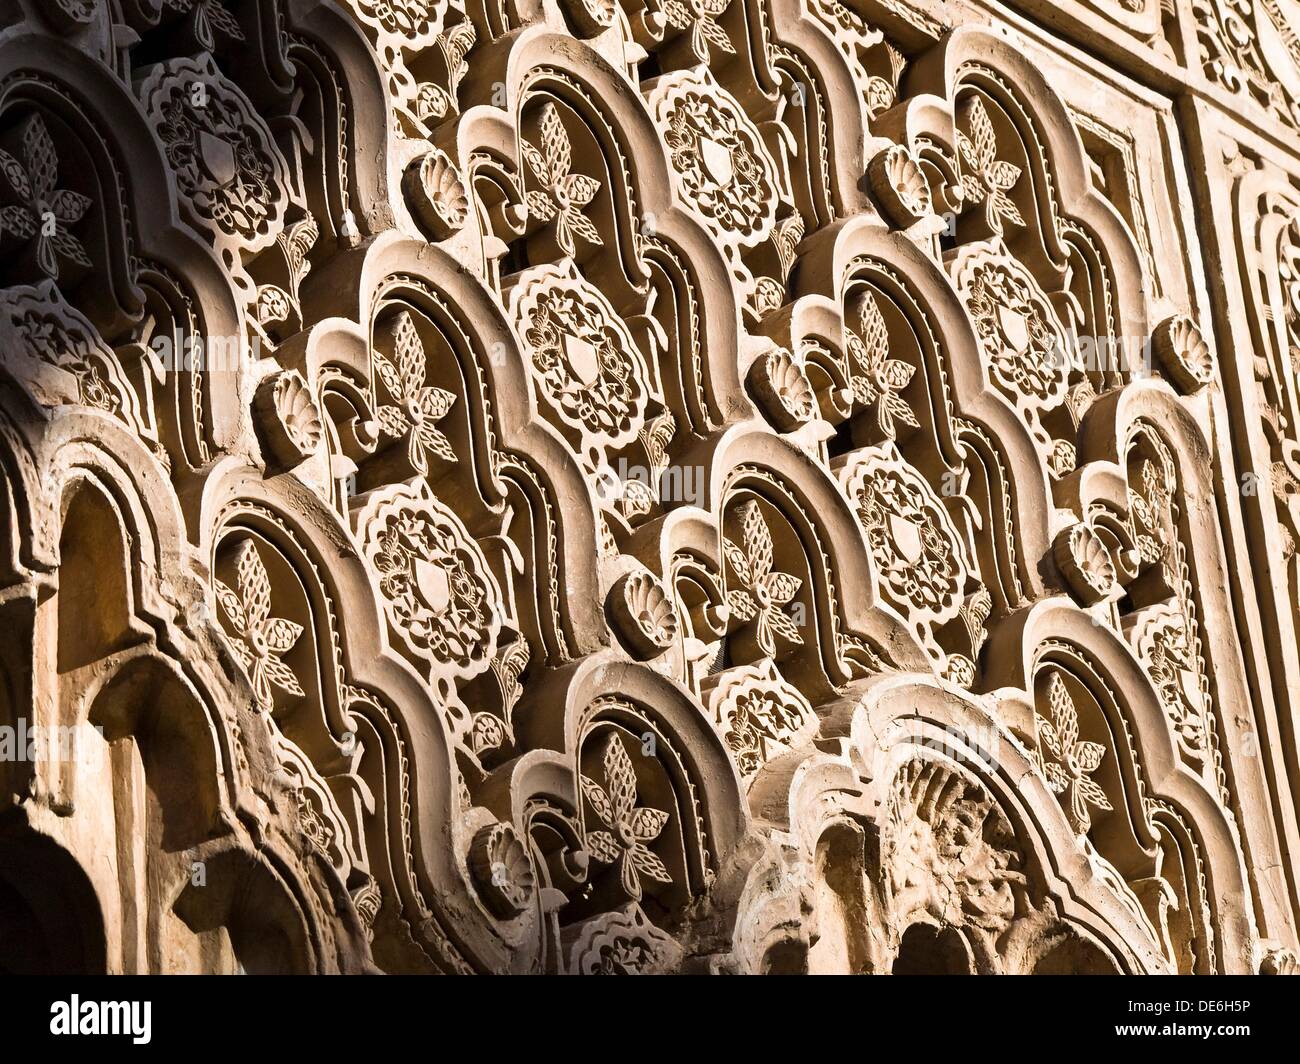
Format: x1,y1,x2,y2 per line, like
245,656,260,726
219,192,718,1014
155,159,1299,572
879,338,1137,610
0,0,1295,978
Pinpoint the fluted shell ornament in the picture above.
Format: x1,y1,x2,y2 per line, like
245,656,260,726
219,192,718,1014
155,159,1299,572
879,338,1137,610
869,145,932,227
403,149,469,241
748,347,816,431
1053,522,1117,604
469,822,536,919
254,370,323,469
1151,315,1214,392
608,570,680,659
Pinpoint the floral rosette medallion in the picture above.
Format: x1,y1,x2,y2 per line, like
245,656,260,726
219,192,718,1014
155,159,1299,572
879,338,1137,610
354,480,502,681
508,259,650,459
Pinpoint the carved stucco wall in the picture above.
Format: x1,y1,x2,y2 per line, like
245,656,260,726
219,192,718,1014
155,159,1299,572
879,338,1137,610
0,0,1298,975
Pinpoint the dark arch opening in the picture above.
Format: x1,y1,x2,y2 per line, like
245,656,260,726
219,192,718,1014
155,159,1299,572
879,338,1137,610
1031,932,1120,974
0,820,107,974
892,923,973,975
57,479,133,674
762,937,809,975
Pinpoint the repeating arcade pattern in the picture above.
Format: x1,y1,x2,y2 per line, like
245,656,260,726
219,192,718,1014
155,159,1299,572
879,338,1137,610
0,0,1297,975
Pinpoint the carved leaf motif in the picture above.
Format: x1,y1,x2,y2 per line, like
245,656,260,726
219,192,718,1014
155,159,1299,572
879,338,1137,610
377,404,409,437
580,733,673,901
661,0,734,63
263,617,301,654
1130,458,1172,568
1050,671,1078,751
727,586,757,622
214,580,247,634
722,536,752,586
956,96,1024,231
1039,717,1061,761
567,174,600,206
692,15,734,62
847,291,919,438
764,571,801,603
492,636,529,697
442,23,475,72
0,204,36,238
774,214,805,280
604,733,638,822
628,807,670,840
525,188,555,223
723,501,804,656
580,774,616,826
373,312,457,474
1073,776,1111,826
215,540,304,712
237,537,272,631
629,845,672,885
855,291,889,366
198,2,246,44
762,608,802,647
740,499,773,580
662,0,692,25
24,116,57,199
394,313,424,397
165,0,246,49
1074,741,1106,774
539,105,570,186
1044,762,1070,794
1036,673,1112,834
260,657,304,701
640,410,676,473
586,830,622,864
0,148,29,200
521,103,603,256
0,114,92,279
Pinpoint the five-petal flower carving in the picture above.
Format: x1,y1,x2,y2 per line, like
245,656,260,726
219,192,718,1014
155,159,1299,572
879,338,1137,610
660,0,735,65
722,500,804,656
1037,673,1112,834
955,96,1023,232
521,103,603,258
846,291,919,439
0,114,92,280
374,311,458,476
581,733,673,901
214,540,305,711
